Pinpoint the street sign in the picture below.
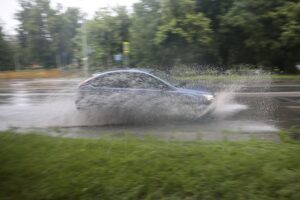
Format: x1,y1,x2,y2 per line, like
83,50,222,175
114,54,122,62
123,41,130,55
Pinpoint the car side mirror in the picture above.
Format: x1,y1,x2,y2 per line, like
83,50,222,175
159,84,170,91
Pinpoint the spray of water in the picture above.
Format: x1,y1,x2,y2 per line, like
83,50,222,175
0,69,278,139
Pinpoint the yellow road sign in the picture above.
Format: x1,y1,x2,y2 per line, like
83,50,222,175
123,41,130,54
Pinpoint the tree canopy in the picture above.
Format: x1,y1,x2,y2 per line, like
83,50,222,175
0,26,14,70
15,0,82,69
0,0,299,73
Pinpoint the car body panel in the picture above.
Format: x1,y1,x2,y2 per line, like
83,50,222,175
76,69,214,111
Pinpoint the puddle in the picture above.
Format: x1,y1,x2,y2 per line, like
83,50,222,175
0,74,296,141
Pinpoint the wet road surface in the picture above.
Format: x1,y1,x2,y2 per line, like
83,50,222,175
0,78,299,141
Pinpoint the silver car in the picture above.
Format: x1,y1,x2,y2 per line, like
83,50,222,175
75,69,214,114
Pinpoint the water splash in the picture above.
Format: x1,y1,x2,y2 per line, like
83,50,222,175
0,69,278,140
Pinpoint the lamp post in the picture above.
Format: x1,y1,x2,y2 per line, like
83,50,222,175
79,19,89,77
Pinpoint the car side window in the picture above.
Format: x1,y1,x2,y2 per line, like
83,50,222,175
128,73,170,90
90,72,170,90
90,73,130,88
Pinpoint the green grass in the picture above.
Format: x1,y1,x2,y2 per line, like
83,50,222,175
0,131,299,200
270,75,300,80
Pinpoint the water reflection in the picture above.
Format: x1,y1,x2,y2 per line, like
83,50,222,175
0,78,297,142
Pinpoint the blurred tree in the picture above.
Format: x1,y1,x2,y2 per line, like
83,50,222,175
220,0,300,72
0,26,14,70
129,0,162,67
11,0,300,73
155,0,213,66
195,0,235,67
49,7,82,67
16,0,81,68
16,0,55,68
76,7,130,68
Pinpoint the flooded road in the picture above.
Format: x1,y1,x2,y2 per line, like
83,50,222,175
0,78,299,141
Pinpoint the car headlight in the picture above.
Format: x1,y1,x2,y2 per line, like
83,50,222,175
203,94,214,101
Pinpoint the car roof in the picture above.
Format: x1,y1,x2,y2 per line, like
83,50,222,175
91,69,176,89
92,69,151,77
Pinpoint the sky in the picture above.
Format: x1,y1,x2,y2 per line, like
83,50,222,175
0,0,139,34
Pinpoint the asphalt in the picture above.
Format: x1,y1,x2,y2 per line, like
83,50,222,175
0,78,299,141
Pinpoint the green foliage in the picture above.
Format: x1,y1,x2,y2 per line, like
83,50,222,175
129,0,214,68
49,7,82,67
130,0,162,67
219,0,300,72
129,0,299,72
155,0,213,66
16,0,55,67
156,0,211,45
10,0,300,72
16,0,82,68
78,7,130,68
0,27,14,70
0,132,300,199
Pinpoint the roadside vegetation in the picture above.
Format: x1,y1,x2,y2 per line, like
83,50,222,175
270,75,300,81
0,68,299,80
0,131,299,200
177,74,300,82
0,0,299,73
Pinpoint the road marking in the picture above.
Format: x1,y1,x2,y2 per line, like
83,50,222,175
0,92,299,97
285,106,300,109
235,92,300,97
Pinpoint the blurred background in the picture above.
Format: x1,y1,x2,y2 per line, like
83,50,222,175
0,2,300,199
0,0,299,76
0,0,299,138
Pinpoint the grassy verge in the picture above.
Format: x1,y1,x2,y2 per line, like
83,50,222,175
270,75,300,80
0,131,299,200
0,69,298,81
177,74,300,82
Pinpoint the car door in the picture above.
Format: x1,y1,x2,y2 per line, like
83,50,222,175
85,72,174,110
88,72,132,108
123,72,176,111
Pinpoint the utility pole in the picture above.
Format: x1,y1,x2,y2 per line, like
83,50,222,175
81,20,89,77
7,34,20,71
55,53,61,69
13,52,20,71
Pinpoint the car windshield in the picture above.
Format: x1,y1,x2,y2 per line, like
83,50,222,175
91,72,171,90
129,73,170,89
138,69,184,87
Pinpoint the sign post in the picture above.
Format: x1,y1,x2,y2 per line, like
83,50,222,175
122,41,130,67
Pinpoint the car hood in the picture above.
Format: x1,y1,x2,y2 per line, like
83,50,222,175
175,87,212,96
